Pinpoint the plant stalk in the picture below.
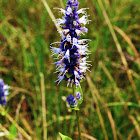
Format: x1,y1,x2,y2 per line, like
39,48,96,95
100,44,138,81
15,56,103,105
76,110,81,140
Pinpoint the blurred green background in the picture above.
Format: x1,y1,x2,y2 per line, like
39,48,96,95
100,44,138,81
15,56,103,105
0,0,140,139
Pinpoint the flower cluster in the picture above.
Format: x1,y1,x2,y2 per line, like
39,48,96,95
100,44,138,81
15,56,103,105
0,78,9,106
67,91,82,107
67,94,77,107
51,0,91,86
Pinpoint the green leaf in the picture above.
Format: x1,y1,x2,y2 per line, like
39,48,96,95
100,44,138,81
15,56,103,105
6,123,17,139
59,132,72,140
10,123,17,136
75,85,83,105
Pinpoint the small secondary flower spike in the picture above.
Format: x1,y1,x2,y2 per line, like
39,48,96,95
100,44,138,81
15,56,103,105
75,91,82,100
0,78,9,106
51,0,91,86
67,94,77,107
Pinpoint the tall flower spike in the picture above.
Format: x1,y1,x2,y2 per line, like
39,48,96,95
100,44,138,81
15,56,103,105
0,78,9,106
51,0,91,86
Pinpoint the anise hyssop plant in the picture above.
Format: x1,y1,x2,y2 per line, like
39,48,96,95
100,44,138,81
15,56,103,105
51,0,91,139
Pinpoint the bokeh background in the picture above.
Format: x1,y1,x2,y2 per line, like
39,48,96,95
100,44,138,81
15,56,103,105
0,0,140,139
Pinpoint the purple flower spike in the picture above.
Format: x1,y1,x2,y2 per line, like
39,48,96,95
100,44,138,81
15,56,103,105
75,91,82,100
67,94,77,107
0,78,9,106
51,0,91,86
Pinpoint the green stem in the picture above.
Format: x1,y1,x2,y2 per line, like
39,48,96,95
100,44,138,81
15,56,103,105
73,85,81,140
76,110,81,140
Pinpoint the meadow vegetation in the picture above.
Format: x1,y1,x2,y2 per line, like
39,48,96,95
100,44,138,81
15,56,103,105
0,0,140,139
